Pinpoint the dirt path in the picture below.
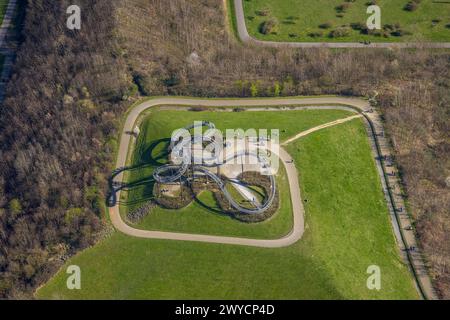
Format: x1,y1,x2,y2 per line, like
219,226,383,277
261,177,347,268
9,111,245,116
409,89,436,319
110,96,437,299
282,114,362,145
233,0,450,49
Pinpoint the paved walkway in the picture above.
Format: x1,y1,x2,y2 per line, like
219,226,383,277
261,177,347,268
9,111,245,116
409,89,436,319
233,0,450,49
110,97,437,299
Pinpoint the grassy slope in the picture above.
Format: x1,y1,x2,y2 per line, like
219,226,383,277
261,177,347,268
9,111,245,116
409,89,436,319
120,108,352,240
243,0,450,42
37,117,418,300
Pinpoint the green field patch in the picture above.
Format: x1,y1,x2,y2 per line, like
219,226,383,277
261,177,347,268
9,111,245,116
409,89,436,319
120,108,353,239
37,111,418,299
242,0,450,42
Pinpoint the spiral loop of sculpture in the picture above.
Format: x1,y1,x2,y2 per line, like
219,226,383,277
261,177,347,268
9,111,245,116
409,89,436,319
153,122,276,215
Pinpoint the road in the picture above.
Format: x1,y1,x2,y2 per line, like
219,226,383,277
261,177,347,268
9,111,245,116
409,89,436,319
233,0,450,49
110,96,437,299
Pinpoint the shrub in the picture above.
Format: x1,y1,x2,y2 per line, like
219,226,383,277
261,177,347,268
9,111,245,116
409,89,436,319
308,31,323,38
154,183,194,209
383,23,409,37
350,22,365,31
319,22,333,29
255,8,270,16
336,3,351,13
127,201,156,223
404,0,421,12
259,18,278,35
329,27,351,38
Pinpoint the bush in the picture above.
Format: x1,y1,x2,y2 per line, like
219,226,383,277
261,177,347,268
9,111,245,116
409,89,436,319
127,201,156,223
329,27,351,38
335,3,351,13
383,23,409,37
133,74,157,96
154,183,194,209
308,31,323,38
404,0,421,12
319,22,332,29
350,22,365,31
255,8,270,16
259,18,278,35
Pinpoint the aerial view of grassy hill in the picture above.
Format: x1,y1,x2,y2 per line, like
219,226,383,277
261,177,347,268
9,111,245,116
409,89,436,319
0,0,448,306
37,108,417,299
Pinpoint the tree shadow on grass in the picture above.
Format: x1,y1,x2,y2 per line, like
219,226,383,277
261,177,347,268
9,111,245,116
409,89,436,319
138,138,171,166
108,138,171,207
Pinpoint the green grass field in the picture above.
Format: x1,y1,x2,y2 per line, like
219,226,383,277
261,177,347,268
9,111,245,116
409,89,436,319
119,108,353,239
241,0,450,42
36,109,418,300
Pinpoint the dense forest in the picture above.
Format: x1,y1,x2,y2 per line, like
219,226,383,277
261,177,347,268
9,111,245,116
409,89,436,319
0,0,130,297
0,0,448,298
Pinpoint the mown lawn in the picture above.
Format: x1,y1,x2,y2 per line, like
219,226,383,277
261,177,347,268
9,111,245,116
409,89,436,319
36,113,418,299
242,0,450,42
119,108,352,239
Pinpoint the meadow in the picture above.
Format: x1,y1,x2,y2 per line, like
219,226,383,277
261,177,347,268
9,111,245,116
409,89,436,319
36,109,418,299
241,0,450,42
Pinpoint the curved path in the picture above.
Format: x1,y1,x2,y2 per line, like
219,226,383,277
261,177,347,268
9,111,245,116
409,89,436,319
110,96,436,299
233,0,450,49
